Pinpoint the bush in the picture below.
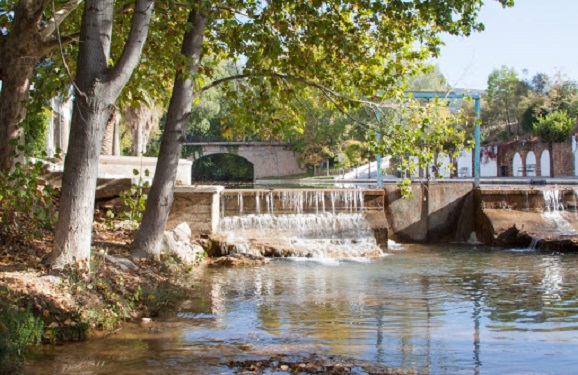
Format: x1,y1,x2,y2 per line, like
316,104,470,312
0,294,44,375
533,110,576,143
0,157,57,242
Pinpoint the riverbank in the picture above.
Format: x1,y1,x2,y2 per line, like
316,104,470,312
0,219,205,374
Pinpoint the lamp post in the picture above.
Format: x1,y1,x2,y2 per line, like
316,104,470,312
375,108,384,188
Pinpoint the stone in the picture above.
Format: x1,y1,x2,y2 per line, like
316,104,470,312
162,222,205,265
209,253,269,267
106,255,138,271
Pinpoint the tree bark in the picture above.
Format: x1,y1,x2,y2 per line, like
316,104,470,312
0,0,47,170
49,0,154,269
132,8,207,258
0,0,82,170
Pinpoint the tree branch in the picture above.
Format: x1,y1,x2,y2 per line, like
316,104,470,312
195,71,396,110
42,31,80,51
40,0,83,39
194,73,251,98
108,0,154,91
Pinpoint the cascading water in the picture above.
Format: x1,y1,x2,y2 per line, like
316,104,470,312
543,188,565,212
541,188,574,233
217,190,383,260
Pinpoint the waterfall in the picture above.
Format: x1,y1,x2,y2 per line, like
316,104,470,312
217,190,382,260
543,188,565,212
541,188,574,233
528,236,540,251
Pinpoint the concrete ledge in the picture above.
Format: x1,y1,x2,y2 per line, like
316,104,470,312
99,155,193,185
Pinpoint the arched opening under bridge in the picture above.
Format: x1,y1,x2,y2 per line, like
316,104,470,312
192,154,254,183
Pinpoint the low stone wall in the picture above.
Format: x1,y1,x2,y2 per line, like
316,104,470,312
166,186,223,234
99,155,193,185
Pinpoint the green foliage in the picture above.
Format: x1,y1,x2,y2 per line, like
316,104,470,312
20,103,51,158
0,290,44,375
342,140,370,168
485,65,529,133
0,157,56,242
139,283,190,318
520,98,548,133
407,65,450,92
106,169,149,229
192,154,254,183
533,111,576,144
369,97,471,197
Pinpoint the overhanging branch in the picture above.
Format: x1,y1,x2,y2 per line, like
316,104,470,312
40,0,83,40
195,71,399,110
43,31,80,52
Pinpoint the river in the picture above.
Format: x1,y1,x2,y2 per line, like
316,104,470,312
26,244,578,374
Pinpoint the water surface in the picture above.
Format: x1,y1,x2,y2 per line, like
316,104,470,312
26,245,578,374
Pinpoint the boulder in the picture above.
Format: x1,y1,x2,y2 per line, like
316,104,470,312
163,223,205,265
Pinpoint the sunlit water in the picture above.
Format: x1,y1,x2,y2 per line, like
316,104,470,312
26,245,578,374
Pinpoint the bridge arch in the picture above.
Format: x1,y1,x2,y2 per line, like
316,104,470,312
192,153,254,182
186,142,305,179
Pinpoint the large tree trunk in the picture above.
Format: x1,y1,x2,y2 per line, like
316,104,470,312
51,97,115,268
0,0,46,170
132,9,207,258
0,0,82,170
49,0,153,269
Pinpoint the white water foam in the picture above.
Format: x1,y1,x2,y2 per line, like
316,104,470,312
218,190,382,259
543,188,565,212
541,188,575,233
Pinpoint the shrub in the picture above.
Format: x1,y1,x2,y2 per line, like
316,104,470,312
0,292,44,375
0,157,56,242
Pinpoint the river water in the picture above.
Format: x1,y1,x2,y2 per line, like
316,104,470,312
25,244,578,375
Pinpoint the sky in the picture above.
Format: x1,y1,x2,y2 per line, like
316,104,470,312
433,0,578,91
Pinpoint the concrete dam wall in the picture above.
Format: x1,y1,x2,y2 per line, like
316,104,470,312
166,183,578,253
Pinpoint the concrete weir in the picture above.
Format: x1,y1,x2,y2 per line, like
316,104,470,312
167,187,388,257
477,186,578,250
164,182,578,253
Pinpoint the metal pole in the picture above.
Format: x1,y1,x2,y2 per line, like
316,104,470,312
474,97,481,187
376,108,383,187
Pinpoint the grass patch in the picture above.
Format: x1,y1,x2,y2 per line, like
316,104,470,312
0,287,44,375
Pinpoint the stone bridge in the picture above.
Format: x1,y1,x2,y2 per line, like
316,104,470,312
185,142,305,179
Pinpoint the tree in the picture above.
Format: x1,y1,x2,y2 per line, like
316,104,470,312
407,65,450,93
370,97,470,187
48,0,153,269
519,73,578,134
131,0,513,258
533,110,576,177
0,0,81,170
132,5,207,258
485,65,529,135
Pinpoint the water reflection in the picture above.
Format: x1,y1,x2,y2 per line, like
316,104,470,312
27,245,578,375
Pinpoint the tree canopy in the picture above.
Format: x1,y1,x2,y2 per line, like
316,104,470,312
1,0,515,267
